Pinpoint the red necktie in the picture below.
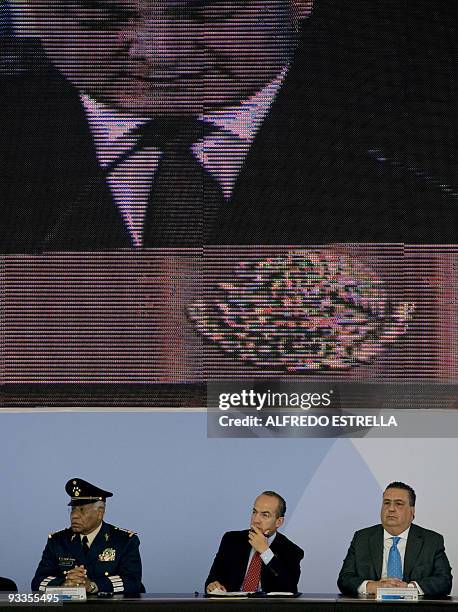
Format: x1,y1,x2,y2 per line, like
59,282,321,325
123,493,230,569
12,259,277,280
241,551,262,592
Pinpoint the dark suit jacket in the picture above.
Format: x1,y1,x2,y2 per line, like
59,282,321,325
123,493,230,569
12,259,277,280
0,1,455,252
31,522,145,594
0,577,17,591
337,523,453,597
205,530,304,593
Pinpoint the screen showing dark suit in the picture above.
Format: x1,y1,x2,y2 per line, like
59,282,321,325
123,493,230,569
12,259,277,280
0,0,456,252
0,577,17,592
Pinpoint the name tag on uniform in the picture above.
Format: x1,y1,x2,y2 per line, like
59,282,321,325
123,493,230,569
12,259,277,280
98,548,116,562
58,557,76,567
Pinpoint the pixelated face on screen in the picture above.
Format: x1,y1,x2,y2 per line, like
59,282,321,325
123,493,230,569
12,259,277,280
26,0,311,116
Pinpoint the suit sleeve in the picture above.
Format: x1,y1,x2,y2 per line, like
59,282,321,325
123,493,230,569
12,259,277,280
264,539,304,592
205,532,231,591
92,534,144,594
31,539,65,591
337,532,366,596
413,535,452,597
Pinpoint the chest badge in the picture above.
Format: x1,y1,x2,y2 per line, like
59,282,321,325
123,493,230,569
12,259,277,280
58,557,76,567
98,548,116,562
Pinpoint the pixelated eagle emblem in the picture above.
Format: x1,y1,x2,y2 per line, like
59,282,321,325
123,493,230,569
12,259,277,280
188,250,415,371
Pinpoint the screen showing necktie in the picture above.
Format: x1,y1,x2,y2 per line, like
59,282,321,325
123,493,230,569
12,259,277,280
387,536,403,579
131,118,225,247
241,551,262,592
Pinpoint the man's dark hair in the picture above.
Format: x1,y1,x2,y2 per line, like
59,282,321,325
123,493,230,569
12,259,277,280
385,482,416,507
261,491,286,517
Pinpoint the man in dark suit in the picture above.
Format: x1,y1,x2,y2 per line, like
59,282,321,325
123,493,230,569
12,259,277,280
337,482,452,597
0,0,455,253
31,478,144,594
205,491,304,594
0,577,17,591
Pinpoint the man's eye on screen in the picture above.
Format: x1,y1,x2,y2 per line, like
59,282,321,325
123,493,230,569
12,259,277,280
167,1,248,23
72,1,138,29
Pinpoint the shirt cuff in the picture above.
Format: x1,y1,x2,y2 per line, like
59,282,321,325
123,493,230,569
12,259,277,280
409,582,423,595
358,580,369,595
261,548,274,565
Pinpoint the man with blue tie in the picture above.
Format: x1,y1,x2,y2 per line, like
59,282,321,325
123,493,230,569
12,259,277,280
337,482,452,597
31,478,144,594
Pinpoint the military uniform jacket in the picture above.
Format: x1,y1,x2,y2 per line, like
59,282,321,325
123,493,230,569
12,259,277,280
31,522,144,593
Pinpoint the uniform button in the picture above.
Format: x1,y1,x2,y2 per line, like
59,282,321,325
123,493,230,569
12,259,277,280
105,572,109,576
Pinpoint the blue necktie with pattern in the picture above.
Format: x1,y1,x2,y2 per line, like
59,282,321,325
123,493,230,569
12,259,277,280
387,536,403,579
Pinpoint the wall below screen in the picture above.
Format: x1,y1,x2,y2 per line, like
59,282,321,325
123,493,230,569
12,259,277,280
0,413,456,594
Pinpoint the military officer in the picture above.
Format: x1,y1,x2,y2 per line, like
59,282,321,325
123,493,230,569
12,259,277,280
31,478,144,594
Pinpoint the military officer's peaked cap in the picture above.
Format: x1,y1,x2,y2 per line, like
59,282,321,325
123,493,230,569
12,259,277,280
65,478,113,507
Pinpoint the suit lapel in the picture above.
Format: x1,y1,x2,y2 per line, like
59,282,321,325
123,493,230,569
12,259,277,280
37,79,131,251
9,67,131,252
210,40,367,245
212,66,310,245
269,532,284,554
403,526,424,581
369,527,384,579
236,532,252,590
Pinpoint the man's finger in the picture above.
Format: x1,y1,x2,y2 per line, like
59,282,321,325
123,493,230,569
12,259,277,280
67,569,86,577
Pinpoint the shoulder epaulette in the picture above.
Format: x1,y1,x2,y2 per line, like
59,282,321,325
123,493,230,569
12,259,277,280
48,527,70,539
113,526,137,538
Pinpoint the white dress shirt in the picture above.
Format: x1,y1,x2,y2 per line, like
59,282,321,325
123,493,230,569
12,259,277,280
80,68,288,246
80,521,103,548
